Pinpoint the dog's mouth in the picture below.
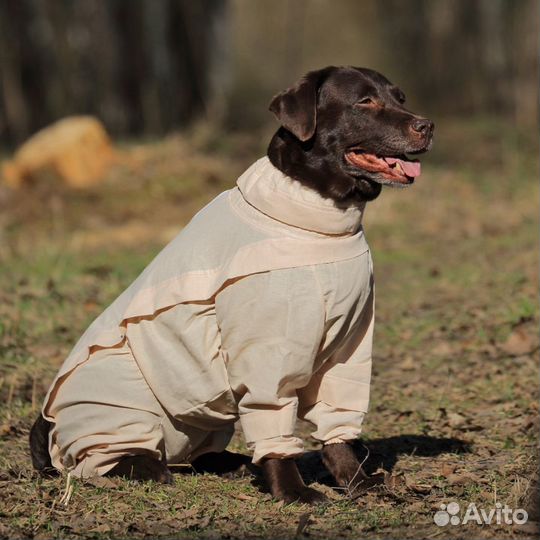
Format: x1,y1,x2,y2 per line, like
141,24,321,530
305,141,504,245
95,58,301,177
344,150,421,185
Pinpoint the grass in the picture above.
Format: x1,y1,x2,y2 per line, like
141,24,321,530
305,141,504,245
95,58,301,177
0,120,538,539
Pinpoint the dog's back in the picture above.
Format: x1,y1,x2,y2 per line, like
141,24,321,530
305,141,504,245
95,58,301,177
29,415,55,474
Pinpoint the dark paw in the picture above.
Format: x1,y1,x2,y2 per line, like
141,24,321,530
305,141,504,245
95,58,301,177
350,472,386,497
261,457,328,505
322,443,385,497
106,455,173,484
38,466,60,478
280,486,328,505
322,442,369,488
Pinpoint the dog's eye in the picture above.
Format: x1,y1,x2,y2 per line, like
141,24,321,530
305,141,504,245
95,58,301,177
356,97,374,106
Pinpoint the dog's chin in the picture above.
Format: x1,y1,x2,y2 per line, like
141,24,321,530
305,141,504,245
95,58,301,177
352,176,383,200
343,165,416,192
341,168,410,201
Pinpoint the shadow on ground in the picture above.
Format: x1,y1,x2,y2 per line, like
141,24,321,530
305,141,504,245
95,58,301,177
172,434,470,496
297,434,471,486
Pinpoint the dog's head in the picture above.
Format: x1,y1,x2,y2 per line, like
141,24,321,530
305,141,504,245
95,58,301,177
268,66,434,203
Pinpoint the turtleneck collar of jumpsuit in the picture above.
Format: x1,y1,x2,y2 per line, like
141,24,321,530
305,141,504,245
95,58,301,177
236,156,366,236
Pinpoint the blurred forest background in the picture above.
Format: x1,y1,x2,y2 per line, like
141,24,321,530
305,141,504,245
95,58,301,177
0,0,537,147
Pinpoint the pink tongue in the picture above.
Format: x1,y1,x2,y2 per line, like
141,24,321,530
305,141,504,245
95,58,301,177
384,157,421,177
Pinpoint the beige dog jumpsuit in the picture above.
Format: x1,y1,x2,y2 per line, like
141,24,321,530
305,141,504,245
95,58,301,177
42,157,375,477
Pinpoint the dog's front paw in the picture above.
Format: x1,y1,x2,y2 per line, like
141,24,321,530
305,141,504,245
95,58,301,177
278,485,328,505
261,457,327,505
322,442,369,489
106,455,173,484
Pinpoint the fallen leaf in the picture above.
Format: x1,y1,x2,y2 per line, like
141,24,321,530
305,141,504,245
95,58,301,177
384,473,403,490
0,423,15,437
432,342,453,356
399,356,416,371
400,330,413,340
411,483,432,494
446,472,483,486
404,475,432,494
198,515,211,528
407,501,427,513
231,493,256,501
447,412,467,428
175,507,199,519
441,463,457,477
313,483,342,501
500,328,537,356
520,415,539,433
85,476,119,489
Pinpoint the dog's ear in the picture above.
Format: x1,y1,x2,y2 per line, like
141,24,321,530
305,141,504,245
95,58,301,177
269,67,333,142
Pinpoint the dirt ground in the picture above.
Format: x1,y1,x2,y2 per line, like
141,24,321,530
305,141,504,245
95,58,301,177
0,119,538,539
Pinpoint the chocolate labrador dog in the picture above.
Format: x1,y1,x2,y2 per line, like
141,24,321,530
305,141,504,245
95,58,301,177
30,66,433,504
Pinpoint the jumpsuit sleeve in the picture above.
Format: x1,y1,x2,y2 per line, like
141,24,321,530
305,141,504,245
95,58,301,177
215,267,326,464
297,286,374,444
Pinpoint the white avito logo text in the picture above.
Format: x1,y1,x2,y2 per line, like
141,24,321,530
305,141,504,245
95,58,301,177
434,501,528,526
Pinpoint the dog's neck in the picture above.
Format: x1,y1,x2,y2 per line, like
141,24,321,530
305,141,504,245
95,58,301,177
267,128,382,208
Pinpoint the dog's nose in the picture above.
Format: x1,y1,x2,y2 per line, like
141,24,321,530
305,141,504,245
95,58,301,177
411,118,434,136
